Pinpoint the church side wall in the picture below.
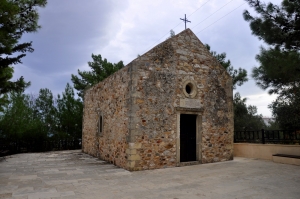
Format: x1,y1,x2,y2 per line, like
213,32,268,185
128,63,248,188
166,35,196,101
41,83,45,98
82,66,130,168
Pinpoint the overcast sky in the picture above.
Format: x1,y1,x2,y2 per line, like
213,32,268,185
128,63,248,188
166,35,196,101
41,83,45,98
13,0,282,117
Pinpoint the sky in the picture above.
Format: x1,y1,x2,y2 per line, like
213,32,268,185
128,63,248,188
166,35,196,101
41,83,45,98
13,0,283,117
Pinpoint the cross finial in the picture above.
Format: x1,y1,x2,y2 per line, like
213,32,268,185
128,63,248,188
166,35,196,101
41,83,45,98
180,14,191,30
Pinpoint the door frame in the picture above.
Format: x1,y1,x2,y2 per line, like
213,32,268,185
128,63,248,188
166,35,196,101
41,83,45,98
176,108,203,166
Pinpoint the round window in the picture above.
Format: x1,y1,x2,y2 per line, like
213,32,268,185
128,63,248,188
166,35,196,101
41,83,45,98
185,83,193,94
182,80,197,98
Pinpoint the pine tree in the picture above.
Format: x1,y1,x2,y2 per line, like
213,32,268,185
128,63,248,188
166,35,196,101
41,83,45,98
0,0,47,107
244,0,300,129
205,44,248,89
56,84,83,139
71,54,124,98
233,93,266,131
243,0,300,50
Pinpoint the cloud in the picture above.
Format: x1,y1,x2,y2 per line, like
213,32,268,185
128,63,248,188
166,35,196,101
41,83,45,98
14,0,128,94
97,0,216,64
13,64,71,97
12,0,283,116
242,92,278,117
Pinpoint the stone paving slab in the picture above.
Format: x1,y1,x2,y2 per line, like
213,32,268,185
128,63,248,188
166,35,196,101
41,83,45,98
0,150,299,199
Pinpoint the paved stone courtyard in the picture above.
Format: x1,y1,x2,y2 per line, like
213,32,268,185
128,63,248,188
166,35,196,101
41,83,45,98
0,150,299,199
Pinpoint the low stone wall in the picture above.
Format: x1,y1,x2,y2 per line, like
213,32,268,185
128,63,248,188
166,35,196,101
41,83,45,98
234,143,300,160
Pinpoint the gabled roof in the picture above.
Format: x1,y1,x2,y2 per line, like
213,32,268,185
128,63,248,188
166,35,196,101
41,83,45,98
132,28,231,79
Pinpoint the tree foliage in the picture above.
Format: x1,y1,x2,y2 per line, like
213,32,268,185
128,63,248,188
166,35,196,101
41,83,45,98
0,66,31,110
243,0,300,50
0,0,47,107
170,29,175,37
205,44,267,130
252,46,300,94
71,54,124,98
0,92,46,140
205,44,248,89
168,29,175,39
233,93,266,131
244,0,300,93
56,83,83,139
244,0,300,129
35,88,57,137
244,0,300,91
269,88,300,130
0,84,83,140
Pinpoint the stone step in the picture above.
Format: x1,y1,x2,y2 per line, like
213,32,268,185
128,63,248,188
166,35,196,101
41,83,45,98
272,154,300,166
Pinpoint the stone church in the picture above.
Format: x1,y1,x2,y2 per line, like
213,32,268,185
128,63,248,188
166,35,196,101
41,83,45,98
82,28,234,171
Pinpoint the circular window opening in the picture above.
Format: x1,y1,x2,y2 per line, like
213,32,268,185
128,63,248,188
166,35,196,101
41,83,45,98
182,80,197,98
185,83,193,94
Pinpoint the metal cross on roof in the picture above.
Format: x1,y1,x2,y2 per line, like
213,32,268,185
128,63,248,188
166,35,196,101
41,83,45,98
180,14,191,30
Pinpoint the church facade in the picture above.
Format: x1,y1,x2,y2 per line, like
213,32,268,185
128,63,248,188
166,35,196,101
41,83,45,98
82,29,234,171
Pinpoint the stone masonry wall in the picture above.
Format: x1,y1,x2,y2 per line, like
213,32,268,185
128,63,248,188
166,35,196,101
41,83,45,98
126,29,233,170
125,59,178,170
173,30,234,163
82,66,130,168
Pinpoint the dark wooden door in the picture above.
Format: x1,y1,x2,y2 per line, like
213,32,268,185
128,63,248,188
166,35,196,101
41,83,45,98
180,114,197,162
